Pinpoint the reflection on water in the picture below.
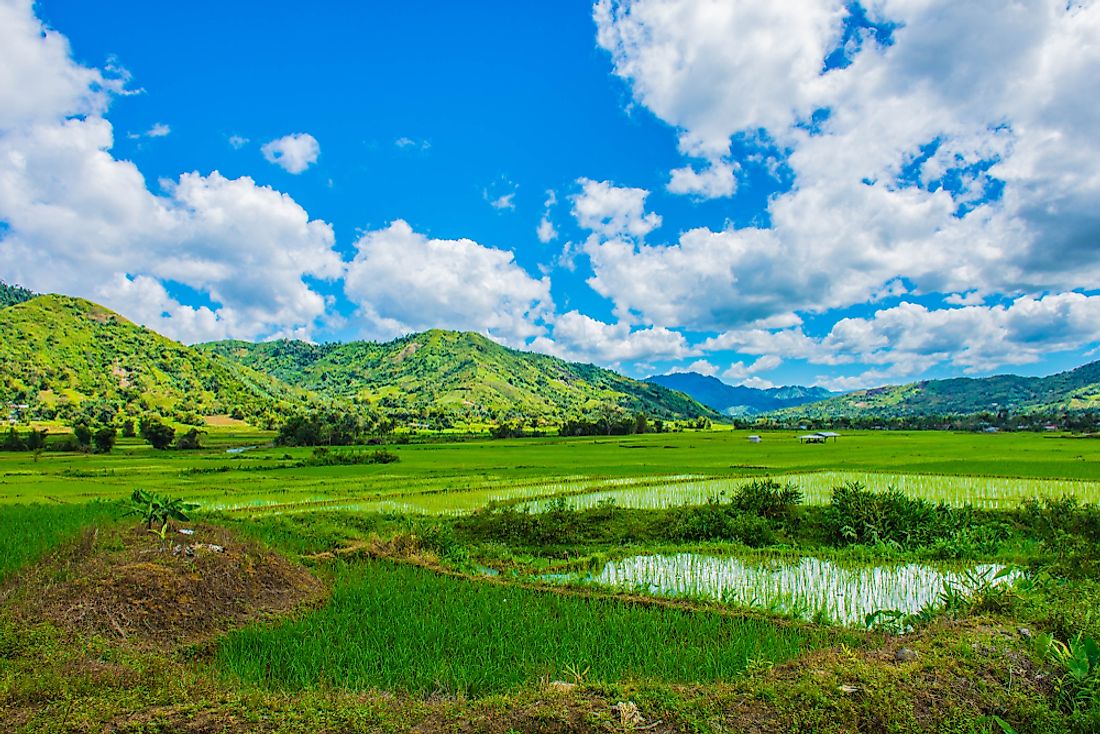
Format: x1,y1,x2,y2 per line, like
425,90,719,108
555,553,1019,626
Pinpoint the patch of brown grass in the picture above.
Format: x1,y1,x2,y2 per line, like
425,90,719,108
10,523,323,647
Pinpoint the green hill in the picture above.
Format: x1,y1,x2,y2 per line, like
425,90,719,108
201,330,715,423
771,361,1100,421
0,294,319,427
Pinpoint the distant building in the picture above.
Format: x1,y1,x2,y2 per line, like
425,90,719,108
799,431,840,444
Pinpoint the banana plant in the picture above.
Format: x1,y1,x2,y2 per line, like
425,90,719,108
124,488,199,540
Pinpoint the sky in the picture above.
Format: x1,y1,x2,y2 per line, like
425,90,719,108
1,0,1099,391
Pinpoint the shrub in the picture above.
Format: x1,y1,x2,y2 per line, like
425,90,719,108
827,481,948,548
302,447,399,466
730,478,803,520
672,497,776,547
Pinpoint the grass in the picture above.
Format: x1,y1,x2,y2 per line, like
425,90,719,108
0,500,121,583
2,429,1099,515
217,559,831,696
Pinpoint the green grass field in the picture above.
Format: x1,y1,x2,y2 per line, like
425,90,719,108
217,559,833,695
1,429,1098,514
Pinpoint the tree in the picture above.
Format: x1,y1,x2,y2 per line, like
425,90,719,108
72,422,93,451
140,416,175,450
1,427,26,452
92,426,117,454
25,428,47,451
175,427,204,450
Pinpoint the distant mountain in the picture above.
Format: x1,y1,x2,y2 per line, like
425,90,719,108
202,330,716,423
0,281,34,309
771,361,1100,420
646,372,836,416
0,294,319,426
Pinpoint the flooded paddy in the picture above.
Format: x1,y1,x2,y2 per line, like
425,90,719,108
521,471,1100,511
549,552,1020,626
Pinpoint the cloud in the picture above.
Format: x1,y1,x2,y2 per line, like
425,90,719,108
667,159,737,198
537,189,559,243
343,220,552,343
395,136,430,151
128,122,170,140
704,294,1100,379
0,0,122,128
668,359,717,377
228,134,249,149
0,2,342,342
530,310,695,365
261,132,320,174
571,178,662,239
537,217,557,243
487,192,516,210
483,177,518,211
590,0,1100,330
722,355,781,385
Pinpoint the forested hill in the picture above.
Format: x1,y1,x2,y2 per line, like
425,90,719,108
647,371,835,416
201,330,716,423
0,294,319,426
770,361,1100,421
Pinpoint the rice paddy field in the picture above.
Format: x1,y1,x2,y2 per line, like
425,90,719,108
3,428,1100,732
2,428,1098,513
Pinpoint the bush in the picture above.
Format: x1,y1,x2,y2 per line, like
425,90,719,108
301,447,399,466
827,481,938,547
672,497,776,547
730,478,802,520
1021,496,1100,576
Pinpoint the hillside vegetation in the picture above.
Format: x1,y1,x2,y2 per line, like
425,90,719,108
773,360,1100,421
202,330,714,424
0,281,34,308
0,294,319,426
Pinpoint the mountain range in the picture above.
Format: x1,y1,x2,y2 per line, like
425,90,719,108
200,331,713,423
769,362,1100,420
645,372,836,416
2,288,1099,429
0,293,713,426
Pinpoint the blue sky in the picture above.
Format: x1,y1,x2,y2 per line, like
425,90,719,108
2,0,1099,390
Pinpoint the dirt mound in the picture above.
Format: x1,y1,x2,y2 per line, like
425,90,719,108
11,523,323,646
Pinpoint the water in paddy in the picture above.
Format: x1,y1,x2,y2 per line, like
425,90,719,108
554,553,1019,626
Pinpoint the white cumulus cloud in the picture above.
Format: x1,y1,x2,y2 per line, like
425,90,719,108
530,310,695,366
344,220,552,344
0,2,342,342
571,178,662,239
590,0,1100,337
261,132,320,174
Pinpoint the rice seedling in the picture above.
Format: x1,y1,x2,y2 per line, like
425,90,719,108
0,500,121,582
550,552,1021,626
522,471,1100,512
216,559,829,695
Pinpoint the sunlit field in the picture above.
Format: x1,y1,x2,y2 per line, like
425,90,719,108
2,429,1098,513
